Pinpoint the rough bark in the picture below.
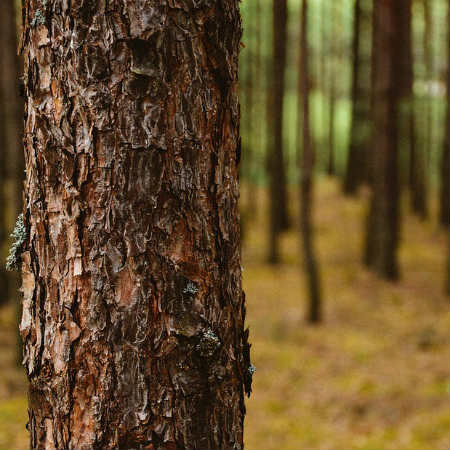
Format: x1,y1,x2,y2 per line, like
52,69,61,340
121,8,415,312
20,1,250,449
0,0,24,304
364,0,401,280
299,0,322,323
267,0,289,264
344,0,372,195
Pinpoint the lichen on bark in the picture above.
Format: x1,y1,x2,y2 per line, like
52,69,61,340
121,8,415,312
5,214,27,271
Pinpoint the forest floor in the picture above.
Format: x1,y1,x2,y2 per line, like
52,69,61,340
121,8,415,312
0,179,448,449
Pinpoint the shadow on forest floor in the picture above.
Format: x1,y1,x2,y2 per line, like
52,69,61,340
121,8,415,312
0,179,448,449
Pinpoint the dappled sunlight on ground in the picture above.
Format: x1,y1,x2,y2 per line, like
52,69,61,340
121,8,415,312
0,179,448,449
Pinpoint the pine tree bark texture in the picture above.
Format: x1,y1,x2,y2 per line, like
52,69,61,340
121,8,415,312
364,0,401,280
20,1,250,449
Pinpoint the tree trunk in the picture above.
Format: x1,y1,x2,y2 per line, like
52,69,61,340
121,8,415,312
0,0,24,305
409,0,428,218
244,0,258,220
327,2,336,177
364,0,401,280
422,0,433,165
0,66,9,305
440,5,450,228
20,1,250,449
344,0,372,195
327,78,336,177
320,0,328,168
299,0,322,323
365,0,377,187
268,0,289,263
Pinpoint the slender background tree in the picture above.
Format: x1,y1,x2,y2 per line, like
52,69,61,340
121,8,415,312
299,0,322,323
268,0,289,263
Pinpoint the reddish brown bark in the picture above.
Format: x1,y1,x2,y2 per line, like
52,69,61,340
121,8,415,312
298,0,322,323
20,1,250,449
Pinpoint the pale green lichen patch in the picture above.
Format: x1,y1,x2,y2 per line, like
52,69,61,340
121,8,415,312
5,214,26,272
196,328,221,357
183,281,198,295
30,9,45,28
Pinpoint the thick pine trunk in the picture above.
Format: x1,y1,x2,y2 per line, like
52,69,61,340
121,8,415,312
20,1,250,449
268,0,289,263
364,0,401,280
299,0,322,323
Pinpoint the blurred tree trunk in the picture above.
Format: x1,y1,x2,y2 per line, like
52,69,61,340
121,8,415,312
299,0,322,323
364,0,401,280
244,0,259,220
327,2,336,177
366,0,377,186
240,0,254,243
422,0,433,165
21,1,250,448
408,0,429,218
268,0,289,263
0,88,9,305
0,0,23,305
344,0,372,195
320,0,329,168
440,8,450,228
327,78,336,176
